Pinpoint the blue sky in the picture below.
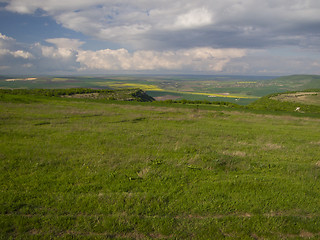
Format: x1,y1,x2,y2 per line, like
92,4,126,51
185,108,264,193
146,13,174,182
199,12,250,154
0,0,320,76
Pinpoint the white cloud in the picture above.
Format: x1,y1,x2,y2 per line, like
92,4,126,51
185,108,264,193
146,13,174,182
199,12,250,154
2,33,246,73
0,33,14,41
45,38,84,49
11,50,34,59
40,45,74,59
0,33,34,59
76,47,246,72
174,8,213,29
0,33,15,49
22,63,33,68
0,33,81,74
1,30,320,75
39,38,84,59
0,48,10,56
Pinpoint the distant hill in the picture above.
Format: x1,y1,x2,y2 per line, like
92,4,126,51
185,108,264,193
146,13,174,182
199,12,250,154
269,74,320,91
0,88,155,102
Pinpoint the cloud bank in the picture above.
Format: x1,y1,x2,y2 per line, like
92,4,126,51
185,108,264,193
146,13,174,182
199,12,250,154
77,48,246,72
1,0,320,75
0,33,247,74
4,0,320,51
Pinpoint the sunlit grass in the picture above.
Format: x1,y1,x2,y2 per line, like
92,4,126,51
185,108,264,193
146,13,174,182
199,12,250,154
1,95,320,239
166,90,258,98
109,83,164,91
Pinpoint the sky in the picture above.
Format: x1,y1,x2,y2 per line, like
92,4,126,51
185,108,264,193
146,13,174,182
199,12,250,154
0,0,320,76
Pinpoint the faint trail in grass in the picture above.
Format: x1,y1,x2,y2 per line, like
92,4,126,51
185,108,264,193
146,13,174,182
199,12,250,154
3,212,320,219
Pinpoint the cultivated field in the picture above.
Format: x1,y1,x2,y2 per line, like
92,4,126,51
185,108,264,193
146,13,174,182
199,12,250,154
1,74,319,105
1,92,320,239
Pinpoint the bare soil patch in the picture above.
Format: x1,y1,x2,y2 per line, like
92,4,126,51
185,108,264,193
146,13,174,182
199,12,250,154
62,93,100,99
223,150,247,157
263,143,283,150
154,95,180,101
299,231,314,238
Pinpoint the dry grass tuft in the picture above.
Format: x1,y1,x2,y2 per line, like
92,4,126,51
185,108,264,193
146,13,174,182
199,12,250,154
223,150,247,157
137,167,150,179
299,231,314,238
263,143,283,150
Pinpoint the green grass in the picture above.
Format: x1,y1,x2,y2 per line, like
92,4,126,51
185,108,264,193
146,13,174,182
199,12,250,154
1,93,320,239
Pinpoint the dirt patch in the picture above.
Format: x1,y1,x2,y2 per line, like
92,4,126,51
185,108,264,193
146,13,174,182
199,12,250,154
154,95,180,101
263,143,283,150
299,231,314,238
250,233,261,240
29,229,41,235
223,150,247,157
62,93,100,99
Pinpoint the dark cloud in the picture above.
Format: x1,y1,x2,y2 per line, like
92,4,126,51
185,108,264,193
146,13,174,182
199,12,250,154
3,0,320,51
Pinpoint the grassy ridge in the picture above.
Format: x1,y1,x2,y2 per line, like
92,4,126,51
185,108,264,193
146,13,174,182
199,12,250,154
0,88,155,102
272,75,320,90
248,89,320,114
1,92,320,239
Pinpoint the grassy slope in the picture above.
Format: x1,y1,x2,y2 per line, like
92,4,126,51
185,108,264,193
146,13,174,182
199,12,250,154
1,94,320,239
271,92,320,106
248,89,320,114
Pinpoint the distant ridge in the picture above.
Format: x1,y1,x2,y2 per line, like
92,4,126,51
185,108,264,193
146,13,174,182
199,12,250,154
271,74,320,90
0,88,155,102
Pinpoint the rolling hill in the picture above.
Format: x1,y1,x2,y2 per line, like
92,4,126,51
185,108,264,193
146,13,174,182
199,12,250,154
0,88,320,239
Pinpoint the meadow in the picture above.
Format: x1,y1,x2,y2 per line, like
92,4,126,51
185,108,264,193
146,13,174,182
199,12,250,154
1,91,320,239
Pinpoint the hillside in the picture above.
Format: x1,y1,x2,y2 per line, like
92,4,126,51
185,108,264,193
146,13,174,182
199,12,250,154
248,89,320,114
270,75,320,90
1,91,320,239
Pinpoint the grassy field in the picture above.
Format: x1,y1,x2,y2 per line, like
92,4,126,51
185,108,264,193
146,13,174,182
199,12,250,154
1,74,319,105
1,92,320,239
